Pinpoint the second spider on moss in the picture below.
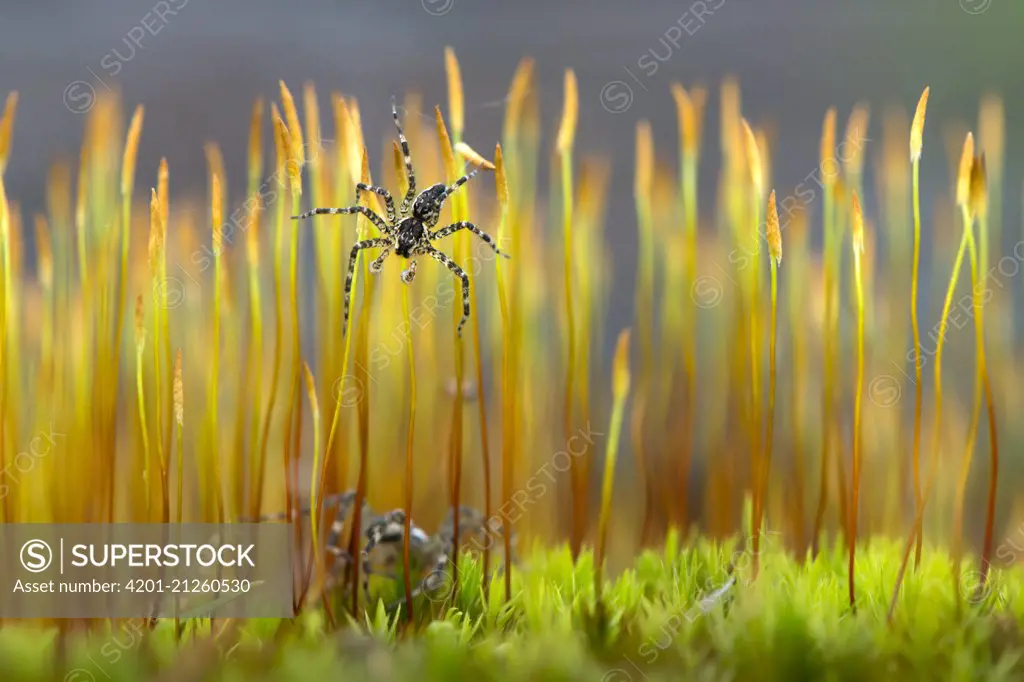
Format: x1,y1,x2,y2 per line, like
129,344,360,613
292,97,509,337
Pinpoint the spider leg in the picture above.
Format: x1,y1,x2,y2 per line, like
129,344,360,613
425,246,470,337
369,247,391,274
345,238,392,333
429,221,510,259
356,183,397,224
292,205,392,236
400,259,417,285
439,169,478,203
322,491,359,561
392,96,417,215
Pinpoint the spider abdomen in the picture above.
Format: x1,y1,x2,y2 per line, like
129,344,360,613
395,217,425,258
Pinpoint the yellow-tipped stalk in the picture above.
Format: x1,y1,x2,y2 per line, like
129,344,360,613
256,109,290,517
279,82,306,560
347,148,380,617
754,191,781,578
893,137,976,626
208,169,225,524
969,155,999,592
843,104,871,192
670,82,704,528
741,117,764,564
172,348,184,632
400,264,417,623
445,46,465,137
435,102,466,598
951,132,977,612
556,68,585,556
455,130,498,593
849,191,866,610
494,143,513,601
812,106,838,554
0,91,18,175
909,85,929,568
134,295,150,519
0,175,9,523
303,362,323,602
173,349,184,523
631,120,655,544
153,160,169,518
596,328,632,602
115,105,144,359
245,193,264,519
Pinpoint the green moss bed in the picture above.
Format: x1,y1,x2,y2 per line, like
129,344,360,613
2,531,1022,681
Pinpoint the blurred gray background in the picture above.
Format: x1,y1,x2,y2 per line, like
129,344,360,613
2,0,1022,271
2,0,1023,317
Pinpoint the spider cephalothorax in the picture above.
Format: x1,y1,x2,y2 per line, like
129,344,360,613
293,97,509,336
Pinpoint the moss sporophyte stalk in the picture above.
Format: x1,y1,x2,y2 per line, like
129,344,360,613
2,46,1024,679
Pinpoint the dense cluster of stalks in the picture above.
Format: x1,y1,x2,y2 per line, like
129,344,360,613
0,48,1017,634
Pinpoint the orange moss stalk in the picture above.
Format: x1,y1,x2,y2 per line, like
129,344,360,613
455,141,497,592
754,191,781,578
302,362,323,608
909,86,929,568
134,295,151,518
435,98,466,598
786,209,810,550
349,147,381,617
153,159,169,519
556,68,585,556
280,81,306,555
849,191,866,610
0,175,10,524
494,143,514,601
114,105,143,361
741,118,765,565
969,155,999,593
208,169,225,524
951,132,976,612
892,142,975,626
595,328,632,602
172,348,184,628
631,120,655,544
0,92,17,176
670,83,704,529
315,99,361,553
256,108,289,518
812,106,837,554
400,263,417,623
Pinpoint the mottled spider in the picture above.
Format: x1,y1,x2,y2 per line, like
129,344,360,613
252,491,516,609
292,97,509,336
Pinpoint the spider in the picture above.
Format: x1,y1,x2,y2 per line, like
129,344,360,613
292,97,510,337
247,490,516,609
